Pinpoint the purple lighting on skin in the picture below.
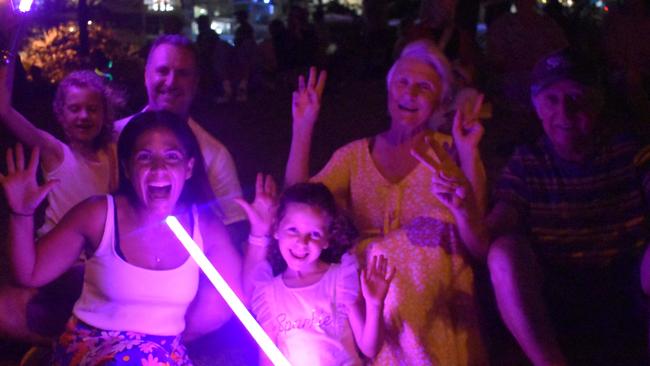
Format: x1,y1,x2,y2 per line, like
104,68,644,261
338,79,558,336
165,216,291,366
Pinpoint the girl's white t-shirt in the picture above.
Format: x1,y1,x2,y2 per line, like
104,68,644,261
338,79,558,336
251,254,363,366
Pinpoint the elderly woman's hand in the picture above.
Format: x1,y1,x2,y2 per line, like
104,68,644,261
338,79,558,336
429,167,478,216
411,136,479,216
452,93,484,159
292,66,327,134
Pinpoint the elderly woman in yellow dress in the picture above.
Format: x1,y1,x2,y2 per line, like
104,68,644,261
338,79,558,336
285,39,489,365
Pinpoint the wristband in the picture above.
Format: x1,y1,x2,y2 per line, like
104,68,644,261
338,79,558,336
248,234,272,247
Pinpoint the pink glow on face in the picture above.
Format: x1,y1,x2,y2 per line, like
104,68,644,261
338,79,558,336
165,216,291,366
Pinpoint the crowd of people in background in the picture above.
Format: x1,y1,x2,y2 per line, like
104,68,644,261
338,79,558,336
1,0,650,364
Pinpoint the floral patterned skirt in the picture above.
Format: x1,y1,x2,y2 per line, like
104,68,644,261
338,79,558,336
52,316,193,366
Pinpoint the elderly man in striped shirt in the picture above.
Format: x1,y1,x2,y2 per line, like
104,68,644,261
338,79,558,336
487,48,650,366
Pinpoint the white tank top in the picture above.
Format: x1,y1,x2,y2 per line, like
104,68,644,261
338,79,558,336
73,195,202,335
39,143,117,237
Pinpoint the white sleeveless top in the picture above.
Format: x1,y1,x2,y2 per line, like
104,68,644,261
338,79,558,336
39,143,117,237
73,195,202,335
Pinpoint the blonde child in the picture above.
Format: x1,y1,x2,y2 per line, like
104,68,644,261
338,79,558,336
0,62,123,343
0,67,122,236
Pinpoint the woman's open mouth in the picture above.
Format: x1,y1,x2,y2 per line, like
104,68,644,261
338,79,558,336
147,184,172,199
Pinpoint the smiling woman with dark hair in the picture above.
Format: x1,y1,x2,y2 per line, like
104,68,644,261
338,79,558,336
0,110,242,365
116,111,215,212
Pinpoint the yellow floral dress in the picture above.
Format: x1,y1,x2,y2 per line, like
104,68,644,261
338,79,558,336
312,133,488,366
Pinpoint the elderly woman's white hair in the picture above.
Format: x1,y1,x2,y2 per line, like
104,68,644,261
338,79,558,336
386,39,453,104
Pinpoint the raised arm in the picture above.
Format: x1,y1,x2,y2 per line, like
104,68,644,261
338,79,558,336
452,94,487,217
349,255,395,358
0,58,63,170
184,211,243,341
235,173,277,303
285,67,327,185
0,145,91,287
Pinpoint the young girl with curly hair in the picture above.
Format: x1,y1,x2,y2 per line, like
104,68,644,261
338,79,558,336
237,176,395,365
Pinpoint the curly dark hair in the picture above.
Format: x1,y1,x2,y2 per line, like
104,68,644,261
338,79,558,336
52,70,125,149
268,182,359,275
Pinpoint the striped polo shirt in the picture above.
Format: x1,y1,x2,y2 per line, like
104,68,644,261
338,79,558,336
495,134,650,267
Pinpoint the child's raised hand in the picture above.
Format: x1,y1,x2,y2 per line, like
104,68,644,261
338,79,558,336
292,66,327,133
235,173,277,236
0,144,58,216
361,255,396,307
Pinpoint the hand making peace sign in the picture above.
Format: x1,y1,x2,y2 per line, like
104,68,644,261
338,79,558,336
452,93,485,159
292,67,327,133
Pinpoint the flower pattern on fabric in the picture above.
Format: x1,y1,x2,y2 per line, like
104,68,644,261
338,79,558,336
311,137,488,365
405,216,454,253
52,317,193,366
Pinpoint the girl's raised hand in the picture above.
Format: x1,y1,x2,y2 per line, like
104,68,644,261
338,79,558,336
0,144,58,215
361,255,396,306
292,66,327,133
234,173,277,236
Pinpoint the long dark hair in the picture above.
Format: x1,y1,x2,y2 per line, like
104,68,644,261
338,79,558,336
268,183,358,275
116,111,217,213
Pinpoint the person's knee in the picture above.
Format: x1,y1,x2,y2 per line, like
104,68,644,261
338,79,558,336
0,285,40,340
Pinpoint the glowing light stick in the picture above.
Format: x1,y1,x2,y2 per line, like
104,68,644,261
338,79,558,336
18,0,34,12
2,0,33,66
165,216,291,366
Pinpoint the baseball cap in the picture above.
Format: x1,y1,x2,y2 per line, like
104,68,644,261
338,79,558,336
530,48,600,96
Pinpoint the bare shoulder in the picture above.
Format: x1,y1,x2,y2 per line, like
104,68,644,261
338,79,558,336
39,137,66,172
198,208,232,253
65,195,107,221
48,195,109,252
113,115,134,136
64,195,108,236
